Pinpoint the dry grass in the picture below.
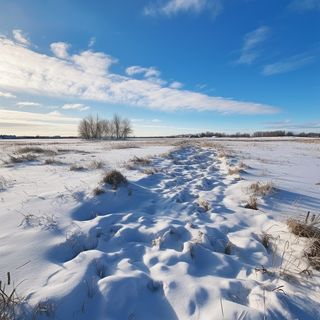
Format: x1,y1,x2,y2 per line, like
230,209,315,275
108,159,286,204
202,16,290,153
249,181,274,197
198,198,211,212
93,187,105,196
0,176,8,192
244,196,258,210
70,164,86,171
102,170,127,189
89,160,104,169
5,154,37,164
143,168,158,175
228,166,242,175
15,146,56,156
287,212,320,270
0,272,21,320
110,142,140,149
44,158,62,165
130,156,151,166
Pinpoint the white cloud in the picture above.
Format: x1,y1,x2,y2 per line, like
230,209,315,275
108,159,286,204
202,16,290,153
88,37,96,48
48,110,62,116
0,108,79,136
62,103,90,111
17,101,41,107
12,29,30,46
0,35,278,115
262,54,315,76
50,42,70,59
126,66,161,78
151,119,162,122
237,26,270,65
170,81,183,89
144,0,223,17
289,0,320,11
0,90,16,98
264,119,320,130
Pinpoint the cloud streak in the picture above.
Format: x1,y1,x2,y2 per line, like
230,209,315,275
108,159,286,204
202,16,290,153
0,108,80,135
17,101,41,107
62,103,90,111
0,90,16,98
0,34,278,115
144,0,223,17
262,53,315,76
237,26,270,65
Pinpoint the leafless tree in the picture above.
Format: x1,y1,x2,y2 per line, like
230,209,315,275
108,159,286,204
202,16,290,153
78,114,132,140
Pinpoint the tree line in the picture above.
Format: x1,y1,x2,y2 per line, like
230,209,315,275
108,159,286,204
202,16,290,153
78,114,132,140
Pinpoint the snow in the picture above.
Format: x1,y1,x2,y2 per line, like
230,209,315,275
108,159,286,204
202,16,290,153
0,138,319,319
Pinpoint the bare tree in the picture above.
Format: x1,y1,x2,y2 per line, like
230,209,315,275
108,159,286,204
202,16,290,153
78,114,133,140
112,114,121,139
120,118,132,139
78,118,91,139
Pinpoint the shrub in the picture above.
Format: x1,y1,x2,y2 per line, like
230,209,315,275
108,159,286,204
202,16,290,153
249,181,273,196
0,272,21,320
245,196,258,210
198,198,210,212
287,212,320,270
102,170,127,189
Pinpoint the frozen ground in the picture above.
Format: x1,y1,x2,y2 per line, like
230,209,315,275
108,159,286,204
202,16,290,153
0,138,319,319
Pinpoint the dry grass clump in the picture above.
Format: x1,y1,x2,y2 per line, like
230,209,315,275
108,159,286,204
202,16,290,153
44,158,62,165
102,170,127,189
249,181,274,196
244,196,258,210
198,198,211,212
287,212,320,270
261,232,271,250
228,166,242,175
0,272,21,320
93,187,105,196
130,156,151,166
16,146,56,156
111,142,140,149
90,160,104,169
0,176,8,192
6,154,37,164
70,164,86,171
143,168,158,175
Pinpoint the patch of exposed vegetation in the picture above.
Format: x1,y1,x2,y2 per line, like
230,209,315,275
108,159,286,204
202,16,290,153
102,170,127,189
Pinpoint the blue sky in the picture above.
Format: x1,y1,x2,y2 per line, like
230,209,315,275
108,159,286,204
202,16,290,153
0,0,319,136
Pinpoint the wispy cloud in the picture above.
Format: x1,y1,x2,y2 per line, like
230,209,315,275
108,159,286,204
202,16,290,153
144,0,223,17
50,42,70,59
12,29,30,46
289,0,320,12
0,90,16,98
262,53,315,76
62,103,90,111
0,33,278,115
170,81,183,89
263,119,320,130
126,65,161,78
237,26,270,65
88,37,96,48
17,101,41,107
0,108,79,135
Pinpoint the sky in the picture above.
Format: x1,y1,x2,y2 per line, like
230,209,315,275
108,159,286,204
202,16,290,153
0,0,319,136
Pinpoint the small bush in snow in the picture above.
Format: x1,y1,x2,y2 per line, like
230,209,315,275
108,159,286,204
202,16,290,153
70,164,86,171
93,187,105,196
249,181,274,196
130,156,151,166
228,166,242,175
0,272,21,320
6,154,37,164
102,170,127,189
90,160,104,169
244,196,258,210
16,146,56,156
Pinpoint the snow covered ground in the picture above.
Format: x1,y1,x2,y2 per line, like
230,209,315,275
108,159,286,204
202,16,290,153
0,138,319,319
